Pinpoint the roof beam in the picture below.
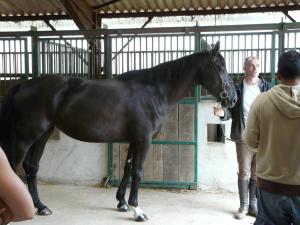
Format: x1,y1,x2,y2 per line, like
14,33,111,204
283,11,296,22
92,0,121,11
112,16,153,60
0,15,70,21
61,0,96,30
2,22,300,37
44,20,56,31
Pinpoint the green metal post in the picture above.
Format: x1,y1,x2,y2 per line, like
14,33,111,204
104,34,113,179
108,143,113,180
271,32,276,85
24,39,29,80
194,30,201,52
31,28,39,77
194,30,202,99
193,29,201,188
104,35,112,79
278,23,285,58
193,92,199,188
276,23,286,85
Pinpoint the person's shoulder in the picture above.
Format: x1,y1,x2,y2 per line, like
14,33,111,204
259,91,270,98
254,91,270,107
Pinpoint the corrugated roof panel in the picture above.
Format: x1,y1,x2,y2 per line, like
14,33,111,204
218,0,227,9
200,0,210,10
190,0,200,9
146,0,158,11
163,0,175,11
182,0,191,9
0,0,66,16
174,1,184,10
122,0,133,11
156,0,167,11
210,0,219,9
0,0,299,19
238,0,245,7
104,2,122,13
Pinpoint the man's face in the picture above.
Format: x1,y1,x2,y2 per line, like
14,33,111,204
243,58,260,78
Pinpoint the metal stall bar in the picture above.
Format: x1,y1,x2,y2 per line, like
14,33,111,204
0,37,28,99
37,37,105,79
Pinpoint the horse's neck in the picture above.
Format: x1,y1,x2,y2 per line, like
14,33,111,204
156,69,197,107
163,53,204,104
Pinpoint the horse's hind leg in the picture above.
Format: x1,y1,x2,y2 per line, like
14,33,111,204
116,146,132,212
23,128,54,216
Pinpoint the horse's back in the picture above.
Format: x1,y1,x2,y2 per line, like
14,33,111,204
17,76,68,99
3,75,168,143
2,76,125,142
53,78,136,142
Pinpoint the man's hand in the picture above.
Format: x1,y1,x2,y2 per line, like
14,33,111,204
213,106,225,117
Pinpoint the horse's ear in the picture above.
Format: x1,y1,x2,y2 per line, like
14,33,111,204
211,41,220,55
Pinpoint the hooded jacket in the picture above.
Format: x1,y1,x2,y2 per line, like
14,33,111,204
244,84,300,196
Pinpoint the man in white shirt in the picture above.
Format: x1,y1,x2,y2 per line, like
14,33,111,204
213,56,272,219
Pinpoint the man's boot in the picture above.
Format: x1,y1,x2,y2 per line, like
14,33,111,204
248,178,258,217
235,179,249,219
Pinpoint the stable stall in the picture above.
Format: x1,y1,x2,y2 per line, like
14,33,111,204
0,0,299,191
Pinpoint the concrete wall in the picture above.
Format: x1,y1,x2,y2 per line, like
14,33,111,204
37,132,108,185
198,100,237,192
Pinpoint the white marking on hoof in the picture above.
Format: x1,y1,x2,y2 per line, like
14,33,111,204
129,205,148,222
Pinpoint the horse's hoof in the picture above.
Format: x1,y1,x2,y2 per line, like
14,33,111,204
37,207,52,216
135,213,148,222
117,203,129,212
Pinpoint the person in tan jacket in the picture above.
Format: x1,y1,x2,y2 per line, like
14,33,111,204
244,50,300,225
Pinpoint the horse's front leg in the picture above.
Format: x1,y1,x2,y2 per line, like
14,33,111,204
116,146,132,212
128,138,150,222
23,129,54,215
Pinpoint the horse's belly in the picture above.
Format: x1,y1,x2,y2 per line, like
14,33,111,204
57,120,125,143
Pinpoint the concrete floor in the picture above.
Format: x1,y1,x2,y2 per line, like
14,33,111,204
16,184,255,225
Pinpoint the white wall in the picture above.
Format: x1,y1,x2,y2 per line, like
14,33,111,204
37,132,108,185
198,100,238,192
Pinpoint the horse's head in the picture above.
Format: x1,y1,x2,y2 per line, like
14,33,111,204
201,41,237,108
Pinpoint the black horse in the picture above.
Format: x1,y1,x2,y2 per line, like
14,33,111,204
0,42,236,221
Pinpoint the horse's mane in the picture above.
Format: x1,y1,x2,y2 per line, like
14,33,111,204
115,51,209,85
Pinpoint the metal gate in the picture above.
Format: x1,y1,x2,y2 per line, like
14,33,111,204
0,37,29,97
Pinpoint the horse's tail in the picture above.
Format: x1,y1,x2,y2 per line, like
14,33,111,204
0,83,22,162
